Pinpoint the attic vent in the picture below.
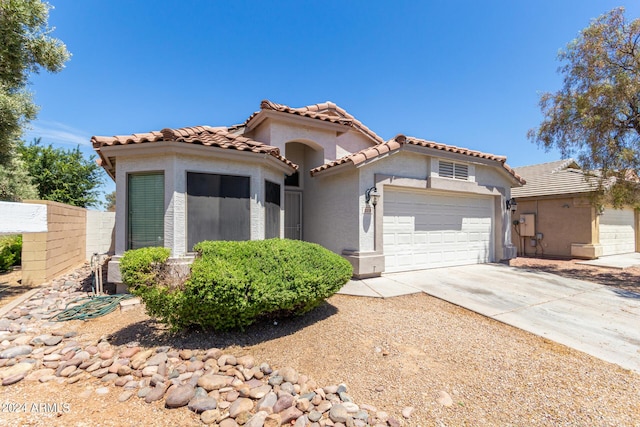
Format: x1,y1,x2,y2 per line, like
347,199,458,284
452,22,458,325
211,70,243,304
439,161,469,180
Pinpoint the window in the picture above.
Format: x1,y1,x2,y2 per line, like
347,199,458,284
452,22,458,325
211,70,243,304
285,171,300,187
128,172,164,250
187,172,250,250
439,161,469,180
265,180,281,239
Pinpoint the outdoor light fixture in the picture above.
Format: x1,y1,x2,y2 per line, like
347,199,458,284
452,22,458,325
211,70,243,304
365,186,380,207
506,197,517,213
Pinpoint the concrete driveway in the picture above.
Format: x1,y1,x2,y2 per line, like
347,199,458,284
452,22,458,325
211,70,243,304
339,263,640,374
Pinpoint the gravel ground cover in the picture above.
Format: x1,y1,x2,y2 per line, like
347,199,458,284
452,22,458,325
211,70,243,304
0,260,639,426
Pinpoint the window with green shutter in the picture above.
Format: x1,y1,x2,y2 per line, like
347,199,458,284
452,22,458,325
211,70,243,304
127,172,164,250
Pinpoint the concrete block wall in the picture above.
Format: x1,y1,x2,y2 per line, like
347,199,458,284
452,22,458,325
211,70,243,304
22,200,87,286
86,210,115,261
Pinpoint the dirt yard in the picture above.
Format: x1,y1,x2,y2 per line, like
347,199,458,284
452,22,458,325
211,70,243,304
1,259,639,426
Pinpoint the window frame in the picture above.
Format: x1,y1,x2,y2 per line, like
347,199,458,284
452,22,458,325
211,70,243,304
127,171,165,250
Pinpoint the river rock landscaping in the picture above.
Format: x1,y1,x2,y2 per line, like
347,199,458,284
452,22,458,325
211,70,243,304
0,265,399,426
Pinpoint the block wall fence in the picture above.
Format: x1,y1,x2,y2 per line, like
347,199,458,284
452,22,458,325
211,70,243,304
21,200,115,286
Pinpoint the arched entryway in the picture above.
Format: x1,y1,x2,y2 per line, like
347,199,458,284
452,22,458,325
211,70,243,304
284,141,324,240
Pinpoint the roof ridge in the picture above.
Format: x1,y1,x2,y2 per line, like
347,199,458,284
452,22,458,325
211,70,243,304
259,99,385,145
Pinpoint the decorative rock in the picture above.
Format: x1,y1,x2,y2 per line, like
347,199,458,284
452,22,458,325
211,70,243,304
279,406,304,424
273,394,295,413
145,384,168,403
200,409,220,424
236,355,255,369
219,418,239,427
92,368,110,378
218,354,236,367
437,390,453,407
179,349,193,360
118,390,134,402
402,406,414,419
0,345,33,359
249,384,272,400
343,402,359,413
95,387,109,395
279,366,299,384
330,404,350,423
43,336,63,346
308,410,322,422
117,365,132,376
138,386,152,398
229,397,254,417
59,365,76,377
257,391,277,413
101,373,119,382
165,384,195,408
145,352,167,366
188,397,218,413
120,347,140,358
2,373,25,386
198,374,230,391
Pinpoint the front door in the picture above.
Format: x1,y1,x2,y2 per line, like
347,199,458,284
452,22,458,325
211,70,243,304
284,191,302,240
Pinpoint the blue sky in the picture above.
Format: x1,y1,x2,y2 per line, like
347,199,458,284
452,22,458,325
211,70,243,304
24,0,640,207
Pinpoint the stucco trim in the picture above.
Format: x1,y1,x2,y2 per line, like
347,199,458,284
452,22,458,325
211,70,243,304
246,110,352,135
101,142,297,175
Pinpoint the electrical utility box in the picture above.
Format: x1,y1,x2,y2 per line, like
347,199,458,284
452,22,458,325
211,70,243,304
519,214,536,236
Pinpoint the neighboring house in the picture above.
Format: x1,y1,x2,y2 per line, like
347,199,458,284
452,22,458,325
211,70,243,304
92,100,524,280
511,159,639,259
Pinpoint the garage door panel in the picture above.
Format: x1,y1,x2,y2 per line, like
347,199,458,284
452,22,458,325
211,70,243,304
599,209,635,256
384,190,494,272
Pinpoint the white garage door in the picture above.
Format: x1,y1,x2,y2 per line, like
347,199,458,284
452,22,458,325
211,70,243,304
599,208,636,256
383,189,494,273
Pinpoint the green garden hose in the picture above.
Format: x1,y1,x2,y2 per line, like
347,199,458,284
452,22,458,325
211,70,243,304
50,294,136,321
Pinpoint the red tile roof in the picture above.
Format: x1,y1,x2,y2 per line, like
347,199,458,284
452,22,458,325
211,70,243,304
231,100,386,145
92,126,297,178
311,134,525,184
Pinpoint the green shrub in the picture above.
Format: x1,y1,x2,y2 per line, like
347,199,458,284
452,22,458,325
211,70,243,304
120,239,352,331
0,235,22,273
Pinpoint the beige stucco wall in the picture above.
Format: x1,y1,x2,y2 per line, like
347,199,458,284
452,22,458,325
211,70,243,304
251,119,374,164
22,200,87,285
86,210,115,261
112,144,287,257
511,196,596,258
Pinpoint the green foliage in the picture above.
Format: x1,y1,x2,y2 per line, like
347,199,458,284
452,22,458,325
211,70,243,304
0,151,37,201
120,239,353,331
119,246,171,290
0,0,70,165
17,138,105,207
0,235,22,272
529,8,640,208
105,191,116,212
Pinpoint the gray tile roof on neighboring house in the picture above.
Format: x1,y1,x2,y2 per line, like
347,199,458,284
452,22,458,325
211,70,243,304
231,100,386,145
311,134,525,184
511,159,598,198
91,126,297,179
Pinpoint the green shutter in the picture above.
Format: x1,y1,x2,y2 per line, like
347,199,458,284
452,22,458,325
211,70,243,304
128,173,164,250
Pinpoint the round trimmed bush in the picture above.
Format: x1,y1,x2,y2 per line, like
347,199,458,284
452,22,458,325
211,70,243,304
119,239,352,331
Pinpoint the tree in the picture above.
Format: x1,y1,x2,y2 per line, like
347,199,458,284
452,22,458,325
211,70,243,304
528,7,640,207
18,138,104,208
105,191,116,212
0,152,37,201
0,0,70,165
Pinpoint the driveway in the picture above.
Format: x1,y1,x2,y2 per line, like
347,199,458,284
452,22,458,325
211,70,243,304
339,263,640,374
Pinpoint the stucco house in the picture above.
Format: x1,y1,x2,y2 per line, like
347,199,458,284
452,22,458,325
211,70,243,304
92,100,524,280
511,159,639,259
